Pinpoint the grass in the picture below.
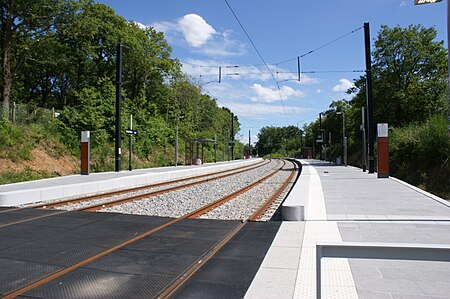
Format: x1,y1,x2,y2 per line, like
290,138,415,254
0,168,55,185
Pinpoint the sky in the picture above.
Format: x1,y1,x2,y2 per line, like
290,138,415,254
97,0,446,143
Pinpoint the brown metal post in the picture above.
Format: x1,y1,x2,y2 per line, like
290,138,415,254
377,123,389,178
80,131,90,175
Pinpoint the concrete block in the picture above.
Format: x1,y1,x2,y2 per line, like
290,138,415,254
282,205,304,221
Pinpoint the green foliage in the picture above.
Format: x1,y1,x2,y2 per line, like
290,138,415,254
0,167,54,185
390,115,450,199
291,25,449,197
256,125,302,157
0,0,246,182
350,25,448,127
0,120,36,161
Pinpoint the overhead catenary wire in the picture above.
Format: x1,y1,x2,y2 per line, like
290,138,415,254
275,26,364,65
201,86,268,128
179,26,364,70
224,0,288,123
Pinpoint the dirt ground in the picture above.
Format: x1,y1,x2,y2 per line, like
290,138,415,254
0,148,78,176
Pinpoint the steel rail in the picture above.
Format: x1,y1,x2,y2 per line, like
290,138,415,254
1,159,286,299
187,160,286,218
249,160,298,221
0,160,270,228
80,159,274,212
157,160,298,298
0,159,267,213
41,159,268,209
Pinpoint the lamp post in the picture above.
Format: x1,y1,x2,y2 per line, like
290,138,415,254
336,112,347,166
319,113,323,160
300,129,303,157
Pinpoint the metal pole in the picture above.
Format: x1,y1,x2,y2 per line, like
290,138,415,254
115,42,122,172
175,118,179,167
447,0,450,101
231,113,234,160
361,107,367,172
223,131,225,161
300,131,303,157
364,22,375,173
248,130,251,158
214,133,217,163
319,113,323,160
227,130,230,161
343,113,347,166
129,114,133,171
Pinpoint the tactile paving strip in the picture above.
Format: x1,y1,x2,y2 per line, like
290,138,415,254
293,221,358,299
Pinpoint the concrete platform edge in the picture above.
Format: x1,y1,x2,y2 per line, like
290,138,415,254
0,158,263,206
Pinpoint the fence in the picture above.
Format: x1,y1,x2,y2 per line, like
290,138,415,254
0,102,61,125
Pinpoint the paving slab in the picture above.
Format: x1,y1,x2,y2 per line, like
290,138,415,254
247,159,450,299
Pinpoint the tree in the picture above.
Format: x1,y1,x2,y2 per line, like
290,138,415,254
350,25,448,127
256,125,301,157
0,0,76,119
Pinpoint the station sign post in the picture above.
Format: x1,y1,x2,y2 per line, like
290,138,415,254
81,131,90,175
377,123,389,178
125,114,138,171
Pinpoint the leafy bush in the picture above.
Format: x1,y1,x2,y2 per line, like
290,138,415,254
390,115,450,199
0,120,34,161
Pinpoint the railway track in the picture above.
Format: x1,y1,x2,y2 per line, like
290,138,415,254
1,159,298,299
0,159,271,228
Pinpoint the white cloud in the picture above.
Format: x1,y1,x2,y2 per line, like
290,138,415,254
400,1,407,7
134,21,147,30
178,14,216,47
332,78,354,92
151,14,246,57
251,84,305,103
297,74,319,85
316,89,323,94
152,14,216,47
152,20,177,33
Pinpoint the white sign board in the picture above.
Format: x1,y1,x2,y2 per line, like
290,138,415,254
81,131,90,142
414,0,442,5
377,123,388,138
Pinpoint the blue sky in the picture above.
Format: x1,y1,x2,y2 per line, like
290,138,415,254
98,0,446,143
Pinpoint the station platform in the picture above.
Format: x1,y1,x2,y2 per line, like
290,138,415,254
245,159,450,299
0,158,262,206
